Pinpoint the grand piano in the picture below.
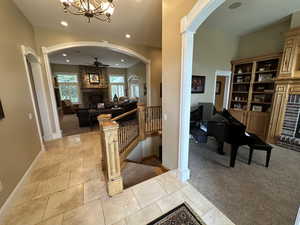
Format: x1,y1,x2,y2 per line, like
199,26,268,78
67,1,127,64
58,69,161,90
190,104,272,167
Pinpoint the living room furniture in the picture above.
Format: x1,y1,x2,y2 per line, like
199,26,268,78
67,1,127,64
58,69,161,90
61,100,78,114
247,134,273,167
230,53,282,140
76,101,138,128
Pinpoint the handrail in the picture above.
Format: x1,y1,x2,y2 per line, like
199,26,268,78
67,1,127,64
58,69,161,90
111,108,138,121
98,103,162,197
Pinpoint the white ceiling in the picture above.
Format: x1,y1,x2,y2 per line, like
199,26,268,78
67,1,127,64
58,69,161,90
49,46,141,68
203,0,300,36
13,0,162,48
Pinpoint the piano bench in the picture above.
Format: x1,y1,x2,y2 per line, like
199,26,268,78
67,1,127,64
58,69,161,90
247,134,273,167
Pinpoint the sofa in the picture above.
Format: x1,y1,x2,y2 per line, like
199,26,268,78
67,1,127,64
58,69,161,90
76,100,138,127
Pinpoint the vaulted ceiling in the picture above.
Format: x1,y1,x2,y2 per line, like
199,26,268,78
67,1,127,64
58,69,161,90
13,0,162,48
203,0,300,36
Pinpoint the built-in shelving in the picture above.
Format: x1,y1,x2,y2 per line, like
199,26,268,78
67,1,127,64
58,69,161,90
230,55,281,112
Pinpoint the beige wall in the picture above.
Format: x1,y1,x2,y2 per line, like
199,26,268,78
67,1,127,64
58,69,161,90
236,19,290,59
0,0,41,207
33,27,162,133
127,62,147,104
192,24,239,106
162,0,197,169
148,48,162,106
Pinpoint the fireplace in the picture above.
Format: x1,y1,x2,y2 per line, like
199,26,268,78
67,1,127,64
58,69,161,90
278,94,300,152
81,89,108,108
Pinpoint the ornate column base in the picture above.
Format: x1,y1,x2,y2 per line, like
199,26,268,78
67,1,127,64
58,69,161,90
107,177,123,196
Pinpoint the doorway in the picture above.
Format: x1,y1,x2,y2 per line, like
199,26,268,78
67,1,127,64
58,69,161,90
21,45,52,144
214,70,231,111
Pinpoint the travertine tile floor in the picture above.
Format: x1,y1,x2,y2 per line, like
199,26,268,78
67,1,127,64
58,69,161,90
0,132,234,225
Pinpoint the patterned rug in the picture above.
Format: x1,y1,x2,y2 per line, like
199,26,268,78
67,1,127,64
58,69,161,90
147,203,205,225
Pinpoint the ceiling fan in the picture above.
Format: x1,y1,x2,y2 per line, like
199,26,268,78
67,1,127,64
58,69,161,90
91,57,110,67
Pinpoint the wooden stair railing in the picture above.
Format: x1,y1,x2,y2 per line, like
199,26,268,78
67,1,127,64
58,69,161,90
98,103,162,196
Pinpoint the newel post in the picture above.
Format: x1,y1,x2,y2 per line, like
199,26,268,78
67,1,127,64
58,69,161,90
98,114,112,171
138,102,146,140
98,115,123,196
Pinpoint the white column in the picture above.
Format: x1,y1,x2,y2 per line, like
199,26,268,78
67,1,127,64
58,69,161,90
177,30,194,182
295,207,300,225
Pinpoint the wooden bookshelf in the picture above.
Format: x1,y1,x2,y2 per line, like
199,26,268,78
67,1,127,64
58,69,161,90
229,53,282,140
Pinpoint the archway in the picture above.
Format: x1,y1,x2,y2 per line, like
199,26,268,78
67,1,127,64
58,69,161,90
42,41,151,139
178,0,226,181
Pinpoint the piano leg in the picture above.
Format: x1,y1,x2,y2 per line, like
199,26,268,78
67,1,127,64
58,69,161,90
230,144,239,167
217,142,225,155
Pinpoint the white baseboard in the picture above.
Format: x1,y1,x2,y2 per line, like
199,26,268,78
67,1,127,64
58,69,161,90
43,131,62,141
43,133,53,141
0,149,43,220
177,168,190,182
52,131,62,140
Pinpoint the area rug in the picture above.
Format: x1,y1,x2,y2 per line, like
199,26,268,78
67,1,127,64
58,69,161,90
147,203,205,225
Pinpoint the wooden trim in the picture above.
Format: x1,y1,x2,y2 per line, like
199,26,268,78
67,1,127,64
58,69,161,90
111,108,138,121
285,27,300,38
120,137,139,162
160,165,170,172
231,53,282,65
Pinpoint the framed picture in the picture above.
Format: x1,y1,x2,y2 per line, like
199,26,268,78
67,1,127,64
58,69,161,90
216,81,221,95
191,76,205,94
0,100,5,120
89,73,100,84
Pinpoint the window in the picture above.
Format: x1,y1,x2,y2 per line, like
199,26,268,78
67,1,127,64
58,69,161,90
56,74,80,103
130,83,140,98
109,75,125,99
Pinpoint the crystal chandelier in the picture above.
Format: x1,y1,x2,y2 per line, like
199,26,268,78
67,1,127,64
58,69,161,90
60,0,115,23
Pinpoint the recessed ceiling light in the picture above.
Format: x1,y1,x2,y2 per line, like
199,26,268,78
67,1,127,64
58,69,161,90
60,21,69,27
125,34,131,39
121,59,125,62
66,59,70,63
62,53,67,57
228,2,242,10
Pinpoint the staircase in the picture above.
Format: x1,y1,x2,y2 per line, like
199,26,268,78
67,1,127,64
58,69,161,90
98,103,163,196
122,160,165,188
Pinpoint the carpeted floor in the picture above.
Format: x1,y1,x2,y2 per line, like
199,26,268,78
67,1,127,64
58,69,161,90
189,137,300,225
60,114,97,137
122,162,165,188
